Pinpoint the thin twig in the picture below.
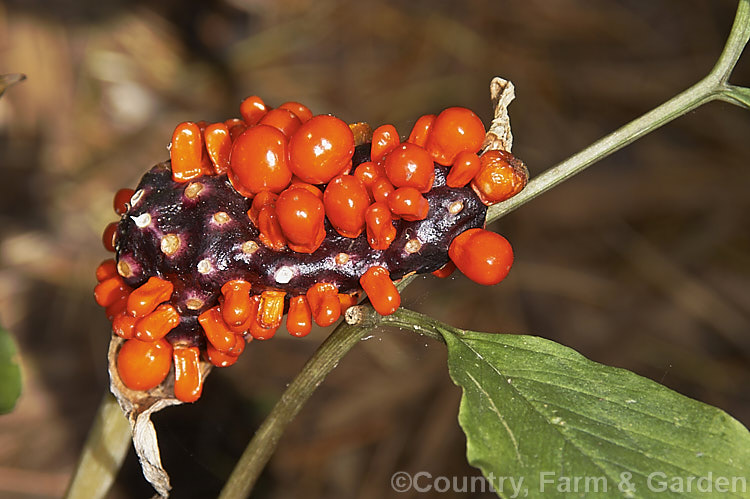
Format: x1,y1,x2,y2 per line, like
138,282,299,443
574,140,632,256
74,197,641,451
63,393,132,499
486,0,750,224
217,318,382,499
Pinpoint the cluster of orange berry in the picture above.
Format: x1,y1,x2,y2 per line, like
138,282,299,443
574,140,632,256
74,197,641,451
94,96,527,403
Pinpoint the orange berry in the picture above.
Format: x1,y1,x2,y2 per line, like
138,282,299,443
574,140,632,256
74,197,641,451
360,266,401,316
204,123,232,174
239,95,268,125
323,175,370,238
134,303,180,341
206,342,243,367
96,259,117,282
102,222,118,252
258,290,286,329
336,159,353,177
220,279,253,327
225,335,246,356
431,261,456,278
171,122,210,182
287,296,312,337
224,118,244,128
353,161,385,196
246,192,288,250
257,204,287,251
424,107,485,166
365,202,396,250
113,188,135,215
94,276,128,307
105,295,129,321
259,108,303,136
127,276,174,318
370,124,400,163
388,187,430,221
349,122,373,145
371,177,395,204
470,150,528,205
248,191,278,225
338,293,359,314
446,151,482,188
246,295,279,340
288,115,355,184
279,101,313,123
228,121,248,141
112,311,137,339
306,283,340,327
288,179,323,199
383,142,435,192
276,187,326,253
407,114,435,147
173,346,203,403
199,306,240,353
229,125,292,196
448,228,514,285
117,338,172,391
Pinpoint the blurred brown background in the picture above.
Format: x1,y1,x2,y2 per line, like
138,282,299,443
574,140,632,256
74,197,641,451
0,0,749,497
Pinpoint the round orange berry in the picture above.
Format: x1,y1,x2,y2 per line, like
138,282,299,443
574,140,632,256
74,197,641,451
470,150,528,205
113,188,135,215
323,175,370,238
229,125,292,196
353,161,385,194
446,151,482,188
288,115,354,184
383,142,435,192
424,107,485,166
117,338,173,391
279,101,313,123
448,228,513,286
276,187,326,253
102,222,118,252
259,108,303,136
407,114,435,147
239,95,267,125
388,187,430,221
370,124,400,163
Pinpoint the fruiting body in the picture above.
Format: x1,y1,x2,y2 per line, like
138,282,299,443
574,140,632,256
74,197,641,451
471,149,529,205
96,96,527,402
448,228,514,285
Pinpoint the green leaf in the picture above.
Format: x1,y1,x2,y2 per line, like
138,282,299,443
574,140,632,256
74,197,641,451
441,327,750,498
0,326,22,414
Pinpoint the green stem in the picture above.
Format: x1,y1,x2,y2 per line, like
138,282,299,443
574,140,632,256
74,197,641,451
218,318,382,499
63,393,131,499
381,307,449,343
487,0,750,223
